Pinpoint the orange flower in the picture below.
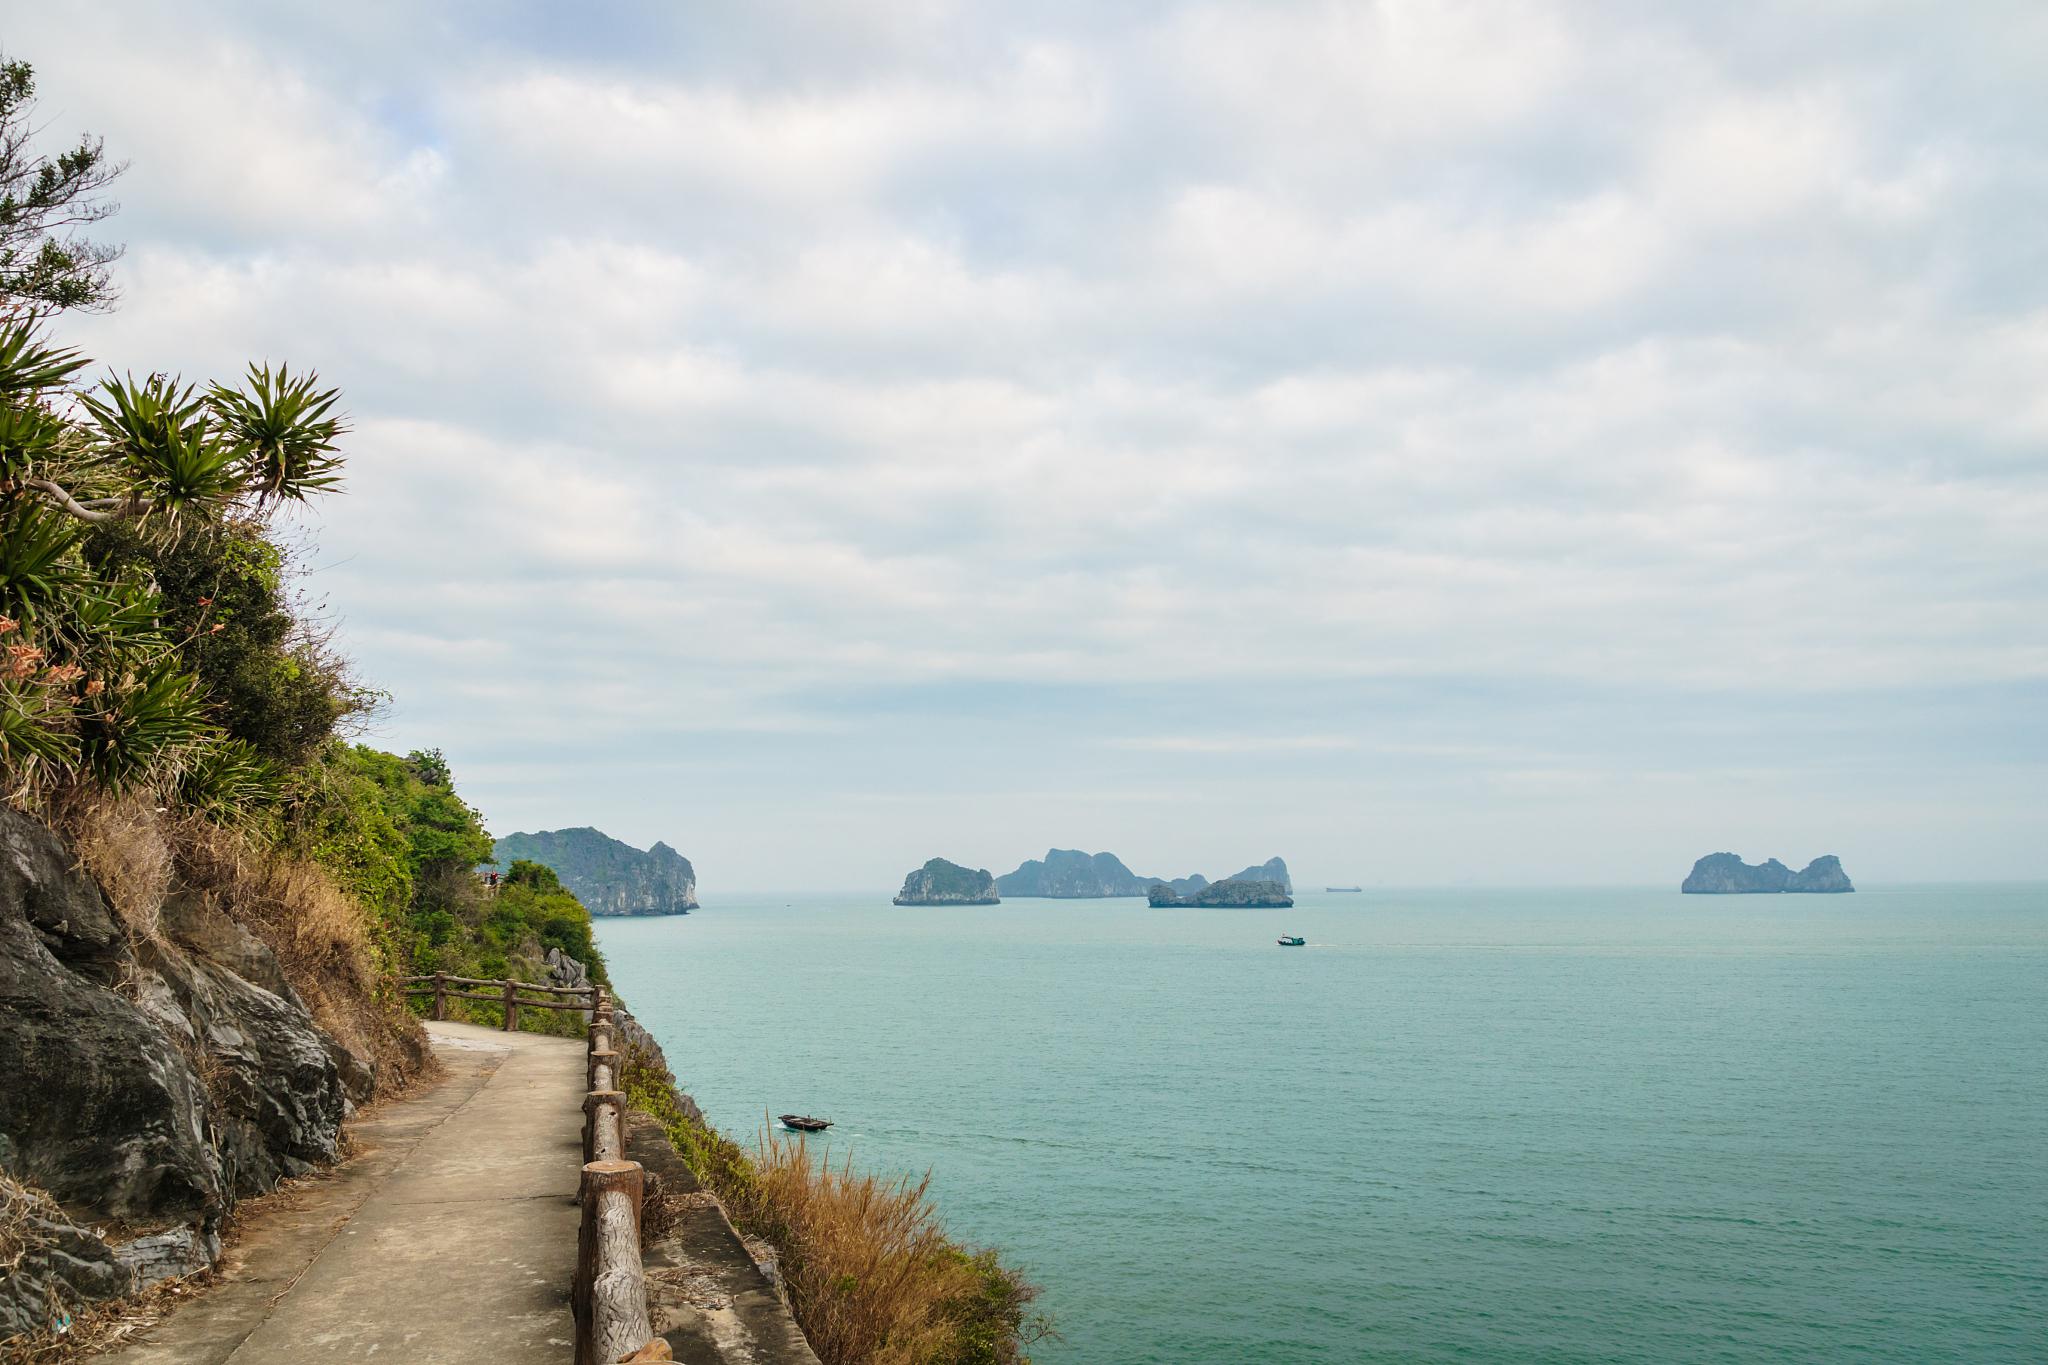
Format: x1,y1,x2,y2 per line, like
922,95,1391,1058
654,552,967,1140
0,615,16,635
84,679,105,697
5,644,46,679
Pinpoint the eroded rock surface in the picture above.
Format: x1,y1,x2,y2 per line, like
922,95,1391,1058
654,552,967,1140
0,808,355,1337
892,858,999,905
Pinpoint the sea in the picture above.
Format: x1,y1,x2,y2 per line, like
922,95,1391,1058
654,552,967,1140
595,885,2048,1363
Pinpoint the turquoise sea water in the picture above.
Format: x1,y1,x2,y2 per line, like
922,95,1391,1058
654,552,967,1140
596,886,2048,1363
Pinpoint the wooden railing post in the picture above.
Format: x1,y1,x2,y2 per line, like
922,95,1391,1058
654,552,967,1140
583,1089,626,1164
577,1159,653,1365
502,977,517,1032
431,971,446,1021
588,1047,619,1094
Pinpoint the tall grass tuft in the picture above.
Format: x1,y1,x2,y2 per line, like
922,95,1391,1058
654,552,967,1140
623,1044,1047,1365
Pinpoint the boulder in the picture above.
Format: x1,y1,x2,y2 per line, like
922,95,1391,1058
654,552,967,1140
0,1177,131,1340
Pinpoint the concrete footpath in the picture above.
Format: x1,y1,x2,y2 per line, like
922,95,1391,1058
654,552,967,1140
103,1022,584,1363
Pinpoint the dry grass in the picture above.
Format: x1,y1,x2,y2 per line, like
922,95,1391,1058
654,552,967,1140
48,796,432,1100
741,1135,980,1365
50,794,172,944
628,1048,1047,1364
0,1172,206,1365
636,1085,1046,1365
170,820,431,1097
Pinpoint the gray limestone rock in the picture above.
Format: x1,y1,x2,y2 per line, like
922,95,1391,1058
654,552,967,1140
1147,878,1294,908
892,858,1000,905
996,849,1152,898
0,806,361,1330
0,1179,132,1339
1683,852,1855,893
495,827,698,915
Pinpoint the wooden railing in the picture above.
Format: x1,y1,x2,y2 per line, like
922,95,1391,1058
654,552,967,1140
574,990,666,1363
401,976,665,1359
399,972,597,1031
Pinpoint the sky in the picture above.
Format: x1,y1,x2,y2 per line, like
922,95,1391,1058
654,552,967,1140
9,2,2045,890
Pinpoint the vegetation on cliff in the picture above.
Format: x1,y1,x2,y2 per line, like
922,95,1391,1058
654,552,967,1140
893,858,1000,905
621,1043,1048,1365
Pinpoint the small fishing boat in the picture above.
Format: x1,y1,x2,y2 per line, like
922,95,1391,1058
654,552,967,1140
779,1114,832,1132
1326,886,1362,893
1277,935,1306,947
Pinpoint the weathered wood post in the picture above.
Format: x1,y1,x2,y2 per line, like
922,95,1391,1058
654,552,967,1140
502,977,518,1032
576,1159,653,1365
431,971,447,1021
584,1089,626,1164
588,1047,619,1094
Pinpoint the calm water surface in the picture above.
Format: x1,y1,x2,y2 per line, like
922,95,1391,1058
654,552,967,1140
596,886,2048,1363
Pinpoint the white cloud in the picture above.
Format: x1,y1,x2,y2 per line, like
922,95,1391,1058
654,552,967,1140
14,0,2046,882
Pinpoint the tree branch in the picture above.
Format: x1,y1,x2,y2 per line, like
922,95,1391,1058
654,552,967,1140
21,477,124,522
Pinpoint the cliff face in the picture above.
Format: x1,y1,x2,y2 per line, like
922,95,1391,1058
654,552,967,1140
1148,878,1294,908
1682,853,1855,893
996,849,1151,897
893,858,1000,905
0,809,366,1333
496,827,698,915
1227,858,1293,893
1787,855,1855,892
995,852,1294,899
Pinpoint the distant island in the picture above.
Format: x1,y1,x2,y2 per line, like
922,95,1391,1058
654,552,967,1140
996,849,1153,897
1160,857,1293,898
494,827,699,914
1682,853,1855,894
998,849,1293,899
1327,886,1363,893
1148,878,1294,908
894,858,1001,905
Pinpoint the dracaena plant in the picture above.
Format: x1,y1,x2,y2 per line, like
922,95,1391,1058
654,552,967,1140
0,317,345,816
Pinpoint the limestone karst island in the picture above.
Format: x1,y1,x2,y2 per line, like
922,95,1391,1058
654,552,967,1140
1682,853,1856,894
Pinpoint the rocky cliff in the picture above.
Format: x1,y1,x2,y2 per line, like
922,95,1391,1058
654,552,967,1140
1147,878,1294,908
0,809,375,1336
893,858,1000,905
496,826,698,915
996,851,1293,899
996,849,1152,898
1682,852,1855,893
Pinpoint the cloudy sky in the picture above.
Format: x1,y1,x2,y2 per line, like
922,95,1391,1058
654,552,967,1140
13,2,2045,889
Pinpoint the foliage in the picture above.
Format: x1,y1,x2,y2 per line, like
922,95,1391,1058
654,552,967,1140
0,313,352,817
82,518,372,767
0,56,124,318
621,1047,1048,1365
283,744,611,1032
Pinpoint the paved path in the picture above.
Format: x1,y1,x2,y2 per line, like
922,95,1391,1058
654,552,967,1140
104,1022,585,1363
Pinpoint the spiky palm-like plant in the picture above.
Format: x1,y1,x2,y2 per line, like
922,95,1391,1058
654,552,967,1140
0,317,347,817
